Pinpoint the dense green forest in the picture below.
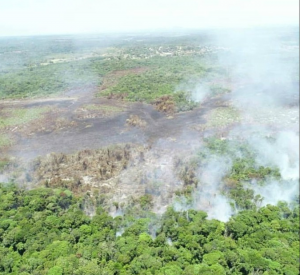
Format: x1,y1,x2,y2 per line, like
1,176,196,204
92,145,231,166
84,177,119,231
0,137,299,274
0,183,298,275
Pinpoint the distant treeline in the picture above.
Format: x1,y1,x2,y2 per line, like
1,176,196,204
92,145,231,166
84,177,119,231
0,34,225,102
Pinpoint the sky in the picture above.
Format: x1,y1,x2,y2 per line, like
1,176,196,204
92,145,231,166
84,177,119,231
0,0,298,36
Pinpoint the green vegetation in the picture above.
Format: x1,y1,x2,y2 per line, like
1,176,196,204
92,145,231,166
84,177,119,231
0,183,298,274
101,56,208,101
197,138,281,181
0,107,49,129
0,35,228,113
179,138,284,211
100,56,226,110
0,60,100,99
0,134,13,149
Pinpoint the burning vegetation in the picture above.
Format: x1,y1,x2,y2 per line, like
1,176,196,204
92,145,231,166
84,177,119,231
30,144,144,193
0,27,298,275
152,95,176,114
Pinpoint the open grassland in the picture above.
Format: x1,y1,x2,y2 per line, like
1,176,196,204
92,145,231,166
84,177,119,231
0,107,50,129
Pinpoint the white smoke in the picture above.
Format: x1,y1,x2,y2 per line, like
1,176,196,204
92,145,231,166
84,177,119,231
190,83,211,103
173,155,234,222
249,131,299,181
251,179,298,207
0,174,9,183
173,128,299,221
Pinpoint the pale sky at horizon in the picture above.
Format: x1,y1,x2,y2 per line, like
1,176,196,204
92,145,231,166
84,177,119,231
0,0,298,36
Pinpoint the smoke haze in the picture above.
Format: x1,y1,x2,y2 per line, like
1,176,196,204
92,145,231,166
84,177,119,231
0,0,298,36
0,1,298,225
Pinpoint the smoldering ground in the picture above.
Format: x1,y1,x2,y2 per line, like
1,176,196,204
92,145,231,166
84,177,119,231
170,27,299,222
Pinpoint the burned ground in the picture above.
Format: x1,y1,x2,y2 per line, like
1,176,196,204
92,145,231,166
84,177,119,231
0,67,298,212
0,76,225,210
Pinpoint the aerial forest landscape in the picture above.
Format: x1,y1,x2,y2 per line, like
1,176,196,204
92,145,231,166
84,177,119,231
0,1,299,274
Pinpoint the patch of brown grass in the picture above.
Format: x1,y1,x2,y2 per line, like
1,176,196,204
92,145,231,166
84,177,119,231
126,115,147,128
152,95,175,114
